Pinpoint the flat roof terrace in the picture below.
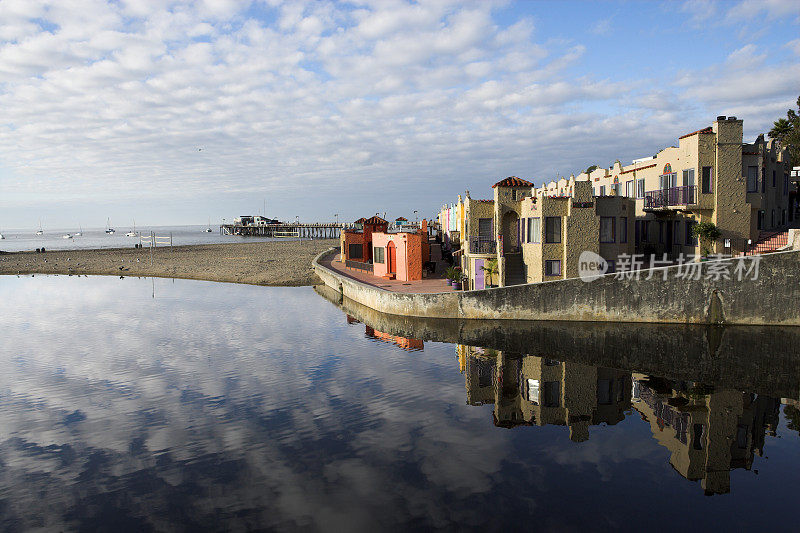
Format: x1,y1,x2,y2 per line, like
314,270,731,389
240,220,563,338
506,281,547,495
321,253,453,294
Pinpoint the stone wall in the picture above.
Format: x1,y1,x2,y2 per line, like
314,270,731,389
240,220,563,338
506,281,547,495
314,247,800,326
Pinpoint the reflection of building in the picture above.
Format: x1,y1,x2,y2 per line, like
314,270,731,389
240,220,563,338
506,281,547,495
346,315,423,351
458,345,630,441
632,374,780,495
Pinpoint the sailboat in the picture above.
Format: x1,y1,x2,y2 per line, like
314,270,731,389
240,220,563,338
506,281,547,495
74,224,82,237
205,217,213,232
105,218,115,234
36,219,43,235
126,220,137,237
0,226,5,240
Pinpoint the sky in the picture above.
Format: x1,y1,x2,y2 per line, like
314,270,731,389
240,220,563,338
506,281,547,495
0,0,799,229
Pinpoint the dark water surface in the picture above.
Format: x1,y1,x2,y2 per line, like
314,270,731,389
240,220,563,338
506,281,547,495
1,276,798,532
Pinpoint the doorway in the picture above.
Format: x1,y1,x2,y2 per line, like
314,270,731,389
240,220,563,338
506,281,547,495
387,241,396,274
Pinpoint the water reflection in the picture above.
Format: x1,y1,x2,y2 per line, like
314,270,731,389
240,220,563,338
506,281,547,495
455,344,784,495
0,276,798,531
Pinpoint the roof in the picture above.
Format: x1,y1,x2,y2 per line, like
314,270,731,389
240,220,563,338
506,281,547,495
678,126,713,140
364,216,388,225
354,217,366,223
492,176,534,188
395,217,408,221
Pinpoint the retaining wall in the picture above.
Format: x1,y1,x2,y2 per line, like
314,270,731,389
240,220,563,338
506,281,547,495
313,248,800,326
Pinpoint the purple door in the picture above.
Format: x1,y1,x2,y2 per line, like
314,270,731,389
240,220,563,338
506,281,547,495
475,259,485,290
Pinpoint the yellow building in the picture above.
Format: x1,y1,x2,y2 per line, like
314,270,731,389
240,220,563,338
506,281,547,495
439,117,795,290
631,374,780,495
459,346,631,441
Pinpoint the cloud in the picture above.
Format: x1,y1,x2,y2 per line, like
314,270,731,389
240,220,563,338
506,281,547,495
0,0,797,226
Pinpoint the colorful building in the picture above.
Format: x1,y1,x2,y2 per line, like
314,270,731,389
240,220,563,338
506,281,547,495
341,216,389,271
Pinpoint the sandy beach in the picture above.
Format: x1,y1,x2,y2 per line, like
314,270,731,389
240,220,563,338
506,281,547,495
0,240,337,286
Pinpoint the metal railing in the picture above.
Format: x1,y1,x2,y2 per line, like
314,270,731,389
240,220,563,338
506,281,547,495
643,185,696,209
345,259,373,273
469,235,496,254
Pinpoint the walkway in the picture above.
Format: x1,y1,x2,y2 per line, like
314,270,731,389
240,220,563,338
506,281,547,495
321,254,453,294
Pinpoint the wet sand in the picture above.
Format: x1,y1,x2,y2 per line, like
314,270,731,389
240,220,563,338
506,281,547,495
0,240,337,286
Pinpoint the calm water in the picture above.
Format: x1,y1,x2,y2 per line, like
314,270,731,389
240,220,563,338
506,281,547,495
0,225,299,252
1,276,798,531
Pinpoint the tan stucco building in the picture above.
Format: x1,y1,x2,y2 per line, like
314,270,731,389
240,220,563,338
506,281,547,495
439,117,796,290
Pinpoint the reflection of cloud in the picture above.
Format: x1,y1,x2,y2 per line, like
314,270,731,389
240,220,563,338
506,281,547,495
1,275,797,530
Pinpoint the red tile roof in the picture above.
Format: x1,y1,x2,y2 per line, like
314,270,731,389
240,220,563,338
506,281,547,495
354,217,366,223
492,176,533,188
395,217,408,221
678,126,713,140
621,163,657,174
364,216,388,225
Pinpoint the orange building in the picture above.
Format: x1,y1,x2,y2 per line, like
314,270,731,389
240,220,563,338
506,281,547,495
341,216,389,271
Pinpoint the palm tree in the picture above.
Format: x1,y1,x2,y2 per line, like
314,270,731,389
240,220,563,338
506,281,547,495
481,259,499,287
769,118,792,144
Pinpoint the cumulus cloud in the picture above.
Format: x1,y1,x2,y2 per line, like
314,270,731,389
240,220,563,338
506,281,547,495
0,0,797,225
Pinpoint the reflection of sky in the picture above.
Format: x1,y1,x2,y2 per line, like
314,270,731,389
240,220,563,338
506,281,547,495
0,276,798,531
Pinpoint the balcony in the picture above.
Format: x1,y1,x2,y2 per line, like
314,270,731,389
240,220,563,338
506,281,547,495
643,185,696,210
469,235,496,254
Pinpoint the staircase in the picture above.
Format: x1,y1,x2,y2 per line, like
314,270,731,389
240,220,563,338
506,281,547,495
749,230,789,255
504,254,526,286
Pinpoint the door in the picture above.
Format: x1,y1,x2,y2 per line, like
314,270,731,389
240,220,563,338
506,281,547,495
474,259,485,290
387,241,396,274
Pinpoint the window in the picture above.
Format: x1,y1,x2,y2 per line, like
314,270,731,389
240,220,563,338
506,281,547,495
701,166,713,193
600,217,616,243
348,243,363,259
660,173,676,190
520,217,526,243
625,180,634,197
747,166,758,192
373,246,384,263
761,167,766,193
757,210,765,230
527,217,540,243
526,379,540,404
642,220,651,243
612,183,620,196
597,379,612,405
599,185,606,196
685,220,696,245
619,217,628,243
771,209,775,228
692,424,705,450
682,169,695,187
658,221,664,244
478,218,492,237
543,381,560,407
545,260,561,276
637,178,645,199
635,220,640,245
511,189,517,200
545,217,561,243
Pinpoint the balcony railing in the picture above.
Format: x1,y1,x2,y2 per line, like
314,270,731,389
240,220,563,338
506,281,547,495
345,259,373,273
643,185,696,209
469,235,496,254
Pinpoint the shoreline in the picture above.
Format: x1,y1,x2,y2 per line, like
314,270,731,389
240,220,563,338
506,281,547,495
0,240,337,286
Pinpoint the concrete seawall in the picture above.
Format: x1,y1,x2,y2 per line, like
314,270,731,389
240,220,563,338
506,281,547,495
312,248,800,326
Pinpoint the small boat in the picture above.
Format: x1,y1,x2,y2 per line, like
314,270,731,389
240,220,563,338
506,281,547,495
105,218,115,234
205,217,213,232
126,219,137,237
36,219,43,235
74,224,82,237
62,233,73,239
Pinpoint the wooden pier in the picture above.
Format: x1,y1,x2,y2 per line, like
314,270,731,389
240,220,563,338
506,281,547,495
220,223,353,239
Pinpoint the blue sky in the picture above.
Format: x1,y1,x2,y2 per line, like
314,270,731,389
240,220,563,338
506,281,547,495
0,0,798,229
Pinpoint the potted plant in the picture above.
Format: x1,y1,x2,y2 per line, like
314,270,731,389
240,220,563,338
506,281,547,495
481,259,499,288
444,266,459,284
452,274,464,290
691,221,721,259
